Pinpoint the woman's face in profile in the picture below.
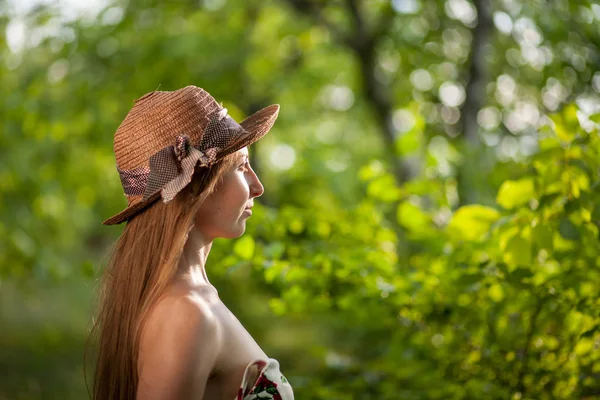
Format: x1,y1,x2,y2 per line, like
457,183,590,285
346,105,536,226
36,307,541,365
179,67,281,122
194,147,264,239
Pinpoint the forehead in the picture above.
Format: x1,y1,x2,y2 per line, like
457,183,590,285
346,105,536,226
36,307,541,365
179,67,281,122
236,147,249,160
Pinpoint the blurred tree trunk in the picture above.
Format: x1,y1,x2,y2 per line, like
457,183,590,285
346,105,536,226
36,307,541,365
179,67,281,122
456,0,492,205
461,0,491,144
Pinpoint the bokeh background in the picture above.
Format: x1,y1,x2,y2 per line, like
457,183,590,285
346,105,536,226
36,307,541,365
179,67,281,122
2,0,600,398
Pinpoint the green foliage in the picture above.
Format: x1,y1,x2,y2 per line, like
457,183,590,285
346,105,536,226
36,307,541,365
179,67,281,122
253,106,600,399
2,0,600,399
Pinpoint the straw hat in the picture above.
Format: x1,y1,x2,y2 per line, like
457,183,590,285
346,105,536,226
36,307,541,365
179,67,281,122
103,85,279,225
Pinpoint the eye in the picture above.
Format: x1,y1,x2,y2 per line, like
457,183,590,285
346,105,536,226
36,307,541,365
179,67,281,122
239,161,249,171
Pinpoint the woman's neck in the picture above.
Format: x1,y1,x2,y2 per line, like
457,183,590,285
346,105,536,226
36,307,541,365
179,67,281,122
176,225,214,287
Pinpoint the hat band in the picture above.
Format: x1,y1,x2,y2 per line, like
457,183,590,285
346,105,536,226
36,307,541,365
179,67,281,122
118,165,150,196
117,136,218,202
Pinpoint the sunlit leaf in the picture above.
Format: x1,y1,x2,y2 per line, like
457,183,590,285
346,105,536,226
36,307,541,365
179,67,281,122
233,235,255,260
502,233,532,269
589,113,600,124
496,178,536,209
448,205,500,241
397,201,430,235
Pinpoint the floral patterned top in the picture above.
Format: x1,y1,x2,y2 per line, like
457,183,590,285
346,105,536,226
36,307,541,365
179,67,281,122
236,358,294,400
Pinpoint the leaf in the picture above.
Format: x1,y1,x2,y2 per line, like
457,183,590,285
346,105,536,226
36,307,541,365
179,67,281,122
488,284,504,302
550,114,572,142
268,298,287,316
397,201,430,235
575,338,594,356
566,167,591,198
533,147,564,166
536,193,562,209
551,104,579,142
448,205,500,242
558,218,580,241
589,113,600,124
367,174,401,202
233,235,255,260
567,158,592,178
288,217,305,234
358,161,385,181
496,178,536,209
503,233,532,270
395,127,420,155
572,135,590,145
581,324,600,338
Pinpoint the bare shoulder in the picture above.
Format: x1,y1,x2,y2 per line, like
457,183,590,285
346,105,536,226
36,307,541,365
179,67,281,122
137,290,222,399
143,290,219,343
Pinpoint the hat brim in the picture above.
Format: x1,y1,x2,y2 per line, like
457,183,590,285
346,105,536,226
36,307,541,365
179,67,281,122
102,104,280,225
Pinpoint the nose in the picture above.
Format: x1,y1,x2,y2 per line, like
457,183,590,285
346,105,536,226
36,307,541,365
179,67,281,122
249,169,264,198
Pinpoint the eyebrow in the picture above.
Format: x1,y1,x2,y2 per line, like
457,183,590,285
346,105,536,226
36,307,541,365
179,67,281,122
237,153,249,164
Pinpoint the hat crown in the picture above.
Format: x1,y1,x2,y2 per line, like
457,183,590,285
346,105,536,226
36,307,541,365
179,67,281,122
113,86,221,170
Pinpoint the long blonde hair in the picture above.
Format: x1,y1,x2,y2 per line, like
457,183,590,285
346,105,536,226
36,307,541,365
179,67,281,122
88,153,240,399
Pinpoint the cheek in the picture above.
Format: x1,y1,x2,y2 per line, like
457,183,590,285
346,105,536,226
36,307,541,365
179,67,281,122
196,181,244,220
222,174,250,203
194,172,249,222
194,189,223,222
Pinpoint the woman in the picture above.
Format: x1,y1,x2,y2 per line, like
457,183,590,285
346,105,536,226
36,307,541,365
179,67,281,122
91,86,294,400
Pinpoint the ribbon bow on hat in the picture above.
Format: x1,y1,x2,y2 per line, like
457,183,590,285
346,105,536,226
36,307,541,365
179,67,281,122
146,135,218,202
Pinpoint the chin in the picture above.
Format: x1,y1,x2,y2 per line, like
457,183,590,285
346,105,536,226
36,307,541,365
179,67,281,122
220,224,246,239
